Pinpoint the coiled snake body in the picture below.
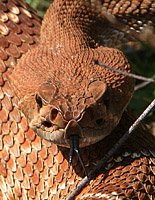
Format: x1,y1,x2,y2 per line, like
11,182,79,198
0,0,155,199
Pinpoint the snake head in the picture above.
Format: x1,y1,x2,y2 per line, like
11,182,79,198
28,80,113,148
10,45,134,148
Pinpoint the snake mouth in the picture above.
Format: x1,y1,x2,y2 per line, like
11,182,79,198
32,125,102,148
30,117,106,148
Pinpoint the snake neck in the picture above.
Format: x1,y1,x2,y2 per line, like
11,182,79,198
40,0,100,55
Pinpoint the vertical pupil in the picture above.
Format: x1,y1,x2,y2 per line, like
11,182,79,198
35,94,42,108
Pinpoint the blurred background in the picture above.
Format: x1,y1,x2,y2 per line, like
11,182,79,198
26,0,155,131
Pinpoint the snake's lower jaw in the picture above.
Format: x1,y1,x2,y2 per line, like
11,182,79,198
31,127,106,148
29,115,119,148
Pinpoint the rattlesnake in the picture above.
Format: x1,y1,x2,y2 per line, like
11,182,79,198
0,0,155,199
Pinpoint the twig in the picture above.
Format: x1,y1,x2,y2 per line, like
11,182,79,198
66,99,155,200
134,75,155,91
94,60,155,83
135,81,151,91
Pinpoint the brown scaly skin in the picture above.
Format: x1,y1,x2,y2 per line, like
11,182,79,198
93,0,155,47
10,0,135,148
0,0,154,199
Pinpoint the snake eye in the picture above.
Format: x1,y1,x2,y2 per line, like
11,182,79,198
35,94,43,108
102,90,110,108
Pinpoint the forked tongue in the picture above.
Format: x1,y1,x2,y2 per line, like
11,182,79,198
65,135,89,186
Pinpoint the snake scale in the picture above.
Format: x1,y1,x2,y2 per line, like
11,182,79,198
0,0,155,199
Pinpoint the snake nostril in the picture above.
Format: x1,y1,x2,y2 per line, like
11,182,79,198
50,108,59,120
42,121,52,128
